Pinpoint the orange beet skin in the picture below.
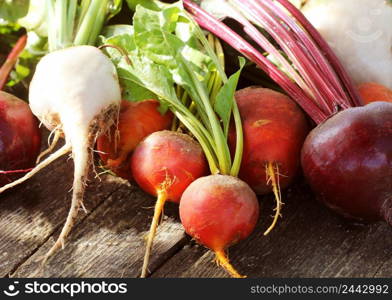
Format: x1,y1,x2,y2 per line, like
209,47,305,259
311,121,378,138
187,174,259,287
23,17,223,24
97,99,173,180
131,130,208,203
180,175,259,251
229,87,309,194
358,82,392,105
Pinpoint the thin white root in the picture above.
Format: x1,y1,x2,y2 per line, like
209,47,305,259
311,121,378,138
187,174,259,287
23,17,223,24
0,144,71,194
80,201,88,214
36,130,62,164
264,162,283,236
41,140,90,265
140,190,167,278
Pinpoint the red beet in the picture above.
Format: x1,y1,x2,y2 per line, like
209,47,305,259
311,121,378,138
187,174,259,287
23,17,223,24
131,130,208,277
0,91,41,186
301,102,392,223
97,99,173,180
180,174,259,278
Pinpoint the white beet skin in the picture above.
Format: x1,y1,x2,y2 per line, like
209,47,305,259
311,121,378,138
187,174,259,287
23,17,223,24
0,45,121,262
302,0,392,89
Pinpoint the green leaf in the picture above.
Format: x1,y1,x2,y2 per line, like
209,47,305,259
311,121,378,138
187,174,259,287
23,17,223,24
113,53,180,107
104,2,243,174
8,31,47,86
17,0,48,36
107,0,124,20
132,4,214,124
214,57,245,137
101,24,133,38
100,31,136,60
133,4,182,65
121,77,158,102
0,0,29,23
100,29,164,102
125,0,161,11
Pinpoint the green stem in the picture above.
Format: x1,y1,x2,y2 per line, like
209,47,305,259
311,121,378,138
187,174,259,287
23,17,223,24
74,0,108,46
207,34,244,176
230,102,243,177
175,112,219,174
87,1,108,45
47,0,56,52
171,98,217,153
184,59,231,175
67,0,77,44
76,0,92,32
206,71,216,98
57,0,67,48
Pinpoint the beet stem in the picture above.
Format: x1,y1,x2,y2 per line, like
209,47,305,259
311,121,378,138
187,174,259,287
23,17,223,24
0,168,33,174
141,190,167,278
274,0,363,107
183,0,327,124
258,0,348,105
0,35,27,90
234,0,333,114
215,249,246,278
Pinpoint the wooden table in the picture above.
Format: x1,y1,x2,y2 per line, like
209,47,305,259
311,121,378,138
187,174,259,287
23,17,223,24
1,133,391,278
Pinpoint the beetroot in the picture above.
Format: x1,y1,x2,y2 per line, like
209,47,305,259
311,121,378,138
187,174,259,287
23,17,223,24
301,102,392,222
0,91,41,186
131,130,208,277
97,99,173,180
229,87,308,194
228,87,308,234
180,174,259,278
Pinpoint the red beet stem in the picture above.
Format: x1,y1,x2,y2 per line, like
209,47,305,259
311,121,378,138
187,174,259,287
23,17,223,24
253,0,350,109
274,0,363,107
184,0,362,123
0,35,27,90
235,0,337,115
183,0,326,123
0,168,34,174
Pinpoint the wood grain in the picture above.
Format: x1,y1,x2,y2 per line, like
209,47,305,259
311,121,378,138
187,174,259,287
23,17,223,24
13,185,187,278
152,182,392,278
0,138,124,277
1,146,392,278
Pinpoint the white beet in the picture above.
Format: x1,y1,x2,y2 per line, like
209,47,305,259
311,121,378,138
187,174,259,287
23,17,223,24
302,0,392,89
0,45,121,262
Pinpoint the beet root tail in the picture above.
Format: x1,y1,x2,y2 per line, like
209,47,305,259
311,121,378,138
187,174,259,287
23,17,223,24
42,139,90,265
215,249,246,278
264,161,283,235
140,190,167,278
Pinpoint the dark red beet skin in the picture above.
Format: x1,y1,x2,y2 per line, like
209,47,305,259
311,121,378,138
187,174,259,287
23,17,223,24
0,91,41,186
301,102,392,223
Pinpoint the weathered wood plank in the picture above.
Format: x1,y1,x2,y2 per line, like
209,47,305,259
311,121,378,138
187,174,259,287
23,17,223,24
0,139,124,277
13,185,187,278
152,182,392,278
152,182,306,278
326,224,392,278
